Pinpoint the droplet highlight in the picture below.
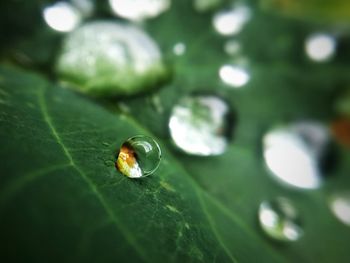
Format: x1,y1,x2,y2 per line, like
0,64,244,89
169,95,234,156
330,192,350,226
213,5,251,36
259,197,303,242
43,1,82,32
56,21,168,97
305,33,336,62
263,122,330,189
219,64,250,88
116,135,161,178
109,0,170,21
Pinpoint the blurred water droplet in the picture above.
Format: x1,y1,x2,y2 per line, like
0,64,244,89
173,42,186,56
193,0,222,12
213,5,251,36
219,64,250,88
259,197,303,242
116,135,161,178
43,1,82,32
109,0,170,21
263,122,329,189
330,192,350,226
169,95,234,156
224,40,241,56
305,33,336,62
57,21,168,96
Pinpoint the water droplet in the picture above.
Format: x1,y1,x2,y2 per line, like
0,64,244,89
193,0,222,12
219,64,250,88
173,42,186,56
43,1,82,32
109,0,170,21
116,135,161,178
305,33,336,62
213,5,251,36
169,95,234,156
329,192,350,226
259,197,303,242
57,21,168,97
263,121,329,189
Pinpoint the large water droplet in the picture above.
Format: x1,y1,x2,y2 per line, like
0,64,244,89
329,192,350,226
116,135,161,178
169,95,234,156
212,5,251,36
305,33,336,62
56,21,168,97
263,122,330,189
43,1,82,32
109,0,170,21
259,197,303,242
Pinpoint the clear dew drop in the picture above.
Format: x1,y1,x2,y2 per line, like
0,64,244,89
56,21,168,97
329,192,350,226
212,5,251,36
116,135,161,178
259,197,303,242
173,42,186,56
305,33,336,62
43,1,82,32
263,121,330,189
109,0,171,21
169,95,234,156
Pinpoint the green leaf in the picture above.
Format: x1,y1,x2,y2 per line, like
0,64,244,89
0,65,287,263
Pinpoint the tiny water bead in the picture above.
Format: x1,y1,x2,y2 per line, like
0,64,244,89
219,64,250,88
263,122,330,189
109,0,171,21
212,4,251,36
329,192,350,226
305,33,336,62
116,136,161,178
259,198,303,242
169,95,234,156
56,21,168,97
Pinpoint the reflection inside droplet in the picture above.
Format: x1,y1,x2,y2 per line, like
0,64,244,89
259,198,303,242
169,95,234,156
263,122,329,189
213,5,251,36
305,33,336,62
109,0,170,21
43,2,81,32
330,192,350,226
219,64,250,88
116,135,161,178
173,42,186,56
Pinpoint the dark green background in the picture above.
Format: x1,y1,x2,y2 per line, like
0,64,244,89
0,0,349,262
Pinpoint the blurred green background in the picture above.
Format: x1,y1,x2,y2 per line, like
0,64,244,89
0,0,350,262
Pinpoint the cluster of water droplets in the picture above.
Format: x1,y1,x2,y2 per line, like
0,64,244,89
40,0,350,245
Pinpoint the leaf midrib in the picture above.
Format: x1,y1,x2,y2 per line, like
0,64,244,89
37,85,150,263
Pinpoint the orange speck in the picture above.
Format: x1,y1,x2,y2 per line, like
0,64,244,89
331,117,350,148
118,145,136,167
